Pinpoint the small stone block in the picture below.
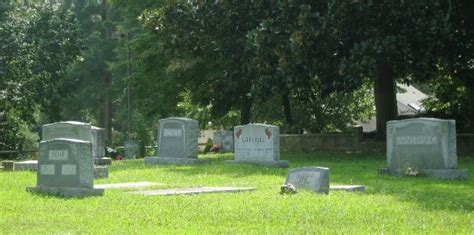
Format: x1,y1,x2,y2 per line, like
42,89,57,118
2,161,15,171
330,185,366,192
95,182,162,189
129,187,256,196
93,166,108,179
144,157,210,165
94,158,112,165
26,186,104,197
224,160,289,168
14,160,38,171
285,167,330,194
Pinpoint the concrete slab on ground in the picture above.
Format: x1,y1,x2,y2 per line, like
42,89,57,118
95,182,162,189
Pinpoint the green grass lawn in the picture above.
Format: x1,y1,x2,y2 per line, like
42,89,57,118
1,151,473,234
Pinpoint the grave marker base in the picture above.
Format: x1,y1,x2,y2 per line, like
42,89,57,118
144,157,210,165
94,157,112,165
93,166,108,179
225,160,289,168
379,168,469,180
26,186,104,197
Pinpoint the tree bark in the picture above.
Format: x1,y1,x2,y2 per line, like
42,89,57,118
101,0,112,144
281,91,294,132
374,58,397,140
240,95,252,125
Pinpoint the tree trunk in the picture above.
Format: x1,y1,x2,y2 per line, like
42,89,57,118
240,95,252,125
281,91,294,132
374,58,397,140
101,0,112,144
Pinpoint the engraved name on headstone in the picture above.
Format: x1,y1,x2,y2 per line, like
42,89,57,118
385,118,468,180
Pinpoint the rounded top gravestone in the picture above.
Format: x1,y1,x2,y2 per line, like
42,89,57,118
158,117,199,158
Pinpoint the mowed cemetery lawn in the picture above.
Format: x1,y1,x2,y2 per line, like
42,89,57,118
0,151,472,234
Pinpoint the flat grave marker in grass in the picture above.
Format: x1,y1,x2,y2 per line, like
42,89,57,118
145,117,210,165
26,138,104,197
285,167,330,194
129,187,256,196
383,118,469,180
225,123,289,168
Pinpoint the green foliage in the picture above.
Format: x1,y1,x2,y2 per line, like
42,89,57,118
0,152,473,233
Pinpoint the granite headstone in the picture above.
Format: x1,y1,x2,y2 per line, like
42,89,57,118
383,118,468,180
225,124,288,168
91,126,111,165
144,117,209,164
27,138,103,197
124,140,141,159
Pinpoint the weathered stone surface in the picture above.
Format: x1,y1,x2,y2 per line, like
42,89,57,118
213,130,234,152
129,187,256,196
330,185,366,192
26,186,103,197
42,121,92,142
95,182,162,189
124,140,141,159
1,161,15,171
144,157,210,165
36,139,94,188
14,160,38,171
285,167,329,194
158,117,198,158
145,117,207,165
385,118,468,180
27,138,102,197
379,167,469,180
91,126,106,159
226,124,288,168
93,166,108,179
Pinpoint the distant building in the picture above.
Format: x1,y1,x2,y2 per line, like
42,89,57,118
359,84,428,132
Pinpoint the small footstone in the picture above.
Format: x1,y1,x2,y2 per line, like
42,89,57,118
14,160,38,171
129,187,256,196
330,185,366,192
95,182,162,189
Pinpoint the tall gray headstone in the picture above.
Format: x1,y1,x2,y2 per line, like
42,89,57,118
27,138,104,197
144,117,210,165
383,118,468,180
213,130,234,152
285,167,330,194
92,126,111,165
225,124,288,168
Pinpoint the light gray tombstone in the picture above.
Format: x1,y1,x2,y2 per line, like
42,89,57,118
27,138,104,197
285,167,329,194
42,121,92,142
124,140,141,160
383,118,468,180
92,126,111,165
225,124,288,168
144,117,210,165
213,130,234,152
